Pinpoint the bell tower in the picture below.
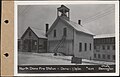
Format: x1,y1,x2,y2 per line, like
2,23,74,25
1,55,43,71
57,5,70,20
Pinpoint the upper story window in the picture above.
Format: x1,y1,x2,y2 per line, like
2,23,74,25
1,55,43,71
98,54,101,58
107,55,110,59
94,54,96,58
63,28,67,36
85,43,87,51
29,31,31,36
102,54,106,59
54,29,56,37
90,43,91,51
95,45,100,52
102,45,105,50
112,45,115,50
107,45,110,50
94,46,96,49
79,43,82,52
112,55,115,60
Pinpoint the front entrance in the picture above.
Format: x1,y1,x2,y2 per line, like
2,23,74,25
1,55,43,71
23,39,32,52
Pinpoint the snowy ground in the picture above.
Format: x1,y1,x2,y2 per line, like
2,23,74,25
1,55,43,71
18,52,115,65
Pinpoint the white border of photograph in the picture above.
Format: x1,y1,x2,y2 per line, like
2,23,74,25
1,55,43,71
14,1,119,76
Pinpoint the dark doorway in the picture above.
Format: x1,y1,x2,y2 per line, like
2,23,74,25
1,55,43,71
28,39,31,52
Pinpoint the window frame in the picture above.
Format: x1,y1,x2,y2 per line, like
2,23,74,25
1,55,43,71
84,43,87,51
90,43,91,51
53,29,56,37
79,42,82,52
63,27,67,36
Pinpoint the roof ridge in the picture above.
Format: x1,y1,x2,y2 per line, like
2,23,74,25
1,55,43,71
60,17,94,35
31,26,45,31
94,33,115,38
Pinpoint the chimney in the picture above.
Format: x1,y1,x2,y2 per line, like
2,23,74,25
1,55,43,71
46,24,49,37
78,20,81,25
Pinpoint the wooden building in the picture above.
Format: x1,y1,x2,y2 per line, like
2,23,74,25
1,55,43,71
93,34,115,62
47,5,94,60
19,27,47,53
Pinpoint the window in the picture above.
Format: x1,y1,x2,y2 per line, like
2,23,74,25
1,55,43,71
112,55,115,60
94,54,96,58
54,29,56,37
107,45,110,50
102,54,106,59
102,45,105,50
63,28,67,36
85,43,87,51
90,43,91,51
107,55,110,59
79,43,82,52
98,54,101,58
112,45,115,50
29,31,31,36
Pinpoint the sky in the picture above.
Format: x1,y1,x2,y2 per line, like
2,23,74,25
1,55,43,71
18,4,115,38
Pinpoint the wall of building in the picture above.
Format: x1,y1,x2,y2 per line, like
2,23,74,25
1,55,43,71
48,20,74,40
38,38,47,53
47,20,74,55
74,31,94,60
21,29,39,53
93,37,115,62
18,39,22,52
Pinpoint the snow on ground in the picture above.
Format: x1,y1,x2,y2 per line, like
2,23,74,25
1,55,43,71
18,52,90,65
18,52,115,65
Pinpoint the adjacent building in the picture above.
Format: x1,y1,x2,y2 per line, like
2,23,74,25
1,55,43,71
19,27,47,53
47,5,94,60
93,34,115,62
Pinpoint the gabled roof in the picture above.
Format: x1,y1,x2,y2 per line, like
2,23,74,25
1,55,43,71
21,27,47,39
61,17,94,35
94,33,115,39
31,27,47,39
47,16,94,35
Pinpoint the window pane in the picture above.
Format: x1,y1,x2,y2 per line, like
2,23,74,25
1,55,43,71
85,43,87,51
90,43,91,50
29,32,31,36
54,30,56,37
112,45,115,50
102,45,105,50
79,43,82,52
107,45,110,50
113,55,115,60
107,55,110,59
94,46,96,49
102,54,106,59
94,54,96,58
98,54,101,58
63,28,67,36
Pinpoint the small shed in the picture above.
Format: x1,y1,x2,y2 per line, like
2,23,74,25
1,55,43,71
20,27,47,53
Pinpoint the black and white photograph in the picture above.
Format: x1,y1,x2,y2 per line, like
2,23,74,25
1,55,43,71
15,1,119,76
